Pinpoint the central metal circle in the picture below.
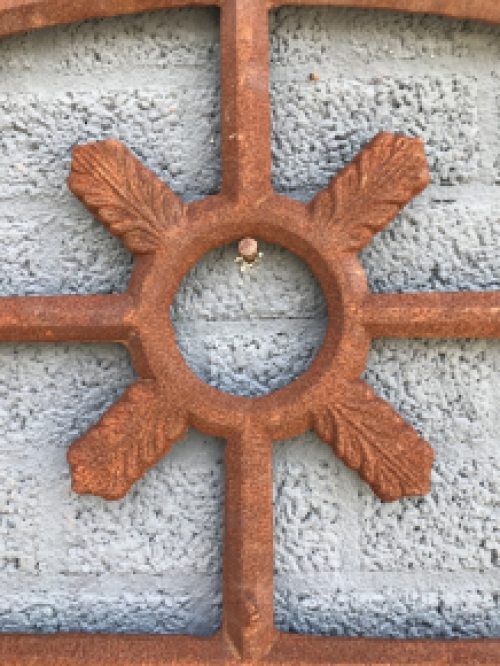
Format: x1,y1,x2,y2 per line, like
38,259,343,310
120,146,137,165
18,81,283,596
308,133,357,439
170,240,329,397
130,209,368,439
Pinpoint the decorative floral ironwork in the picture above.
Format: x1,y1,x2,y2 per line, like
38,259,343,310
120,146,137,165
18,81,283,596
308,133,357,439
63,131,435,503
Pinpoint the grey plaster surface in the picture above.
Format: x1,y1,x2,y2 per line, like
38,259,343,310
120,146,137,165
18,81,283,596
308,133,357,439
0,5,498,639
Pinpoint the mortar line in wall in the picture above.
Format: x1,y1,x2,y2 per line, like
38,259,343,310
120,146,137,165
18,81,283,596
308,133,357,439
424,183,500,204
0,185,499,218
0,190,215,213
0,66,220,96
335,467,363,574
0,571,222,597
269,55,498,85
486,346,500,447
404,437,498,468
28,456,70,582
476,73,499,186
173,316,328,328
276,570,500,593
0,453,59,585
274,184,500,207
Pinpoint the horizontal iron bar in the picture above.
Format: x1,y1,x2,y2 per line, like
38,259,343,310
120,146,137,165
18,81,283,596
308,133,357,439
0,632,499,665
363,291,500,339
0,294,135,343
0,633,230,666
267,633,500,665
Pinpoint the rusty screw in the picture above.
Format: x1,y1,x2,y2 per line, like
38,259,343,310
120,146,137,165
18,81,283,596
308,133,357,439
238,238,258,263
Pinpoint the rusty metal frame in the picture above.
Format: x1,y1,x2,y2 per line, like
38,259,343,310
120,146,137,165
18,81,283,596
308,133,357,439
0,0,499,664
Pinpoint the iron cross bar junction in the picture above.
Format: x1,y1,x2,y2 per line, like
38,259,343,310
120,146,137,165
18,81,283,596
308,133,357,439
0,0,499,665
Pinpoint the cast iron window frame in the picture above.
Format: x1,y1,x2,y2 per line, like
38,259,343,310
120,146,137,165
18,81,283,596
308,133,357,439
0,1,499,664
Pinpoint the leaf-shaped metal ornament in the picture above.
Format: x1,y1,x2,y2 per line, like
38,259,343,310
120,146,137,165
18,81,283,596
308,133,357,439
68,139,187,254
308,132,430,251
67,381,187,500
313,381,434,501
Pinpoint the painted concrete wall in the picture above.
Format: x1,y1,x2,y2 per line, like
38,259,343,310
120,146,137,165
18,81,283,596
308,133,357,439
0,6,498,637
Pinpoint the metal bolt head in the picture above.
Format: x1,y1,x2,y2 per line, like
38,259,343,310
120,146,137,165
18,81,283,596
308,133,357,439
238,238,258,263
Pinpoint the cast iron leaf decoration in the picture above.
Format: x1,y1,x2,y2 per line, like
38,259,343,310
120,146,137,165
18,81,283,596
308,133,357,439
26,130,440,507
68,139,187,255
63,132,437,505
308,132,430,251
68,381,187,501
313,380,434,501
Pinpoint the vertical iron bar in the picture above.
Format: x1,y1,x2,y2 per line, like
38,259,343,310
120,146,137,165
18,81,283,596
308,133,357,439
219,0,273,202
222,428,277,660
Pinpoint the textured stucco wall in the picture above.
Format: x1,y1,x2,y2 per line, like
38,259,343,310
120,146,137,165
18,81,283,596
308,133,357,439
0,6,498,638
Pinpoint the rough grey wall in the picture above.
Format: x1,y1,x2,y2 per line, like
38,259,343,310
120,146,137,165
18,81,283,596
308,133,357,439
0,6,498,638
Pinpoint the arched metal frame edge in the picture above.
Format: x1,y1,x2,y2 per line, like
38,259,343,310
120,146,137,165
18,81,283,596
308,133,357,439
0,0,500,37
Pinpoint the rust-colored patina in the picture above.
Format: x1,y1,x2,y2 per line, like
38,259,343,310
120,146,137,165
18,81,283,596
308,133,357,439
0,1,499,664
